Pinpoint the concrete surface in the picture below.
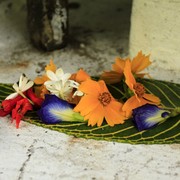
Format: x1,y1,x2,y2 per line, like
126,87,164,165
0,0,179,180
130,0,180,82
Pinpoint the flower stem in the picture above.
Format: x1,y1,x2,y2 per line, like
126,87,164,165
17,91,34,105
169,107,180,117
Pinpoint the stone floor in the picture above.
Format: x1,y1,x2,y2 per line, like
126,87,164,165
0,0,179,179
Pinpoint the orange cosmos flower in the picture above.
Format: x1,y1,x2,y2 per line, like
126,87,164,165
70,69,90,83
74,79,126,127
122,59,161,118
101,57,126,84
101,51,151,84
131,51,151,78
69,69,90,104
34,60,56,98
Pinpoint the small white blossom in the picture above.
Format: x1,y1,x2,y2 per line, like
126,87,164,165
44,68,84,100
45,80,73,100
46,68,71,83
6,74,34,100
70,81,84,97
44,68,73,100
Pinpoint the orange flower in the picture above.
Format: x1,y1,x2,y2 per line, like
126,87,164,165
101,57,126,84
131,51,151,78
34,60,56,98
122,59,160,118
74,79,126,127
70,69,90,83
69,69,90,104
101,51,151,84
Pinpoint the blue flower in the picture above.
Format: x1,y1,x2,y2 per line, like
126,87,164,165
132,104,170,131
38,94,84,124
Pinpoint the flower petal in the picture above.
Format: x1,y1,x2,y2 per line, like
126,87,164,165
105,106,126,126
143,93,161,105
27,88,43,107
62,73,71,83
122,96,146,118
12,74,34,93
124,59,136,91
34,75,48,85
74,95,99,115
20,74,33,91
98,80,110,92
79,79,101,96
18,74,25,88
132,104,170,131
112,57,126,73
5,92,18,100
0,109,10,116
2,95,23,112
73,69,90,83
12,83,19,92
85,104,104,126
131,51,151,73
56,68,64,79
12,98,33,128
22,81,34,92
46,70,58,81
45,59,56,72
100,71,122,84
38,95,83,124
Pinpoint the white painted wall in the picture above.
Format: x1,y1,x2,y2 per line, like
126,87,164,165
130,0,180,74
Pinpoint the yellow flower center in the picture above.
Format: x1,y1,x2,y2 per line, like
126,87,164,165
98,92,111,106
133,83,145,98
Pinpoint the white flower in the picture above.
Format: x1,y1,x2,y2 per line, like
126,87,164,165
44,68,72,100
44,68,84,100
45,80,73,100
6,74,34,100
46,68,71,83
70,81,84,97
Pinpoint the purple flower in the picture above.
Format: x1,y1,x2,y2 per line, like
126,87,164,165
132,104,170,131
38,94,84,124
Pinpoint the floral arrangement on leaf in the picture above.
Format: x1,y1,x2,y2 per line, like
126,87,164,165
0,51,179,136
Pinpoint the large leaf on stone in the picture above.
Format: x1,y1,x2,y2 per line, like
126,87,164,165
0,79,179,144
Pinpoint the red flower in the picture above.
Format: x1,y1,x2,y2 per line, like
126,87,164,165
27,88,43,108
0,95,24,117
12,98,33,128
0,109,10,116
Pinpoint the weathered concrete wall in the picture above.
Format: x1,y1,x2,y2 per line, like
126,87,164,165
130,0,180,72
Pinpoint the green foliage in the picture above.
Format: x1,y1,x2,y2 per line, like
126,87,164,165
0,78,179,144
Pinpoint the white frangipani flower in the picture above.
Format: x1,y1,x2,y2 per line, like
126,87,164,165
6,74,34,100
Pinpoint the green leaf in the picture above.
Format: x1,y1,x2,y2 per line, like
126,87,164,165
0,79,180,144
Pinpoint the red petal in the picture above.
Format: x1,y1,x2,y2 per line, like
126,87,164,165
27,88,43,107
12,98,33,128
2,95,23,112
0,109,10,116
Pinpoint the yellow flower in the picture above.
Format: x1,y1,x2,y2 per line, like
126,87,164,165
74,79,126,127
101,51,151,84
122,59,160,118
34,60,56,98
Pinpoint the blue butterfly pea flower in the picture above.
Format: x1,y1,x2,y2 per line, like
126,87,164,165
38,94,84,124
132,104,170,131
